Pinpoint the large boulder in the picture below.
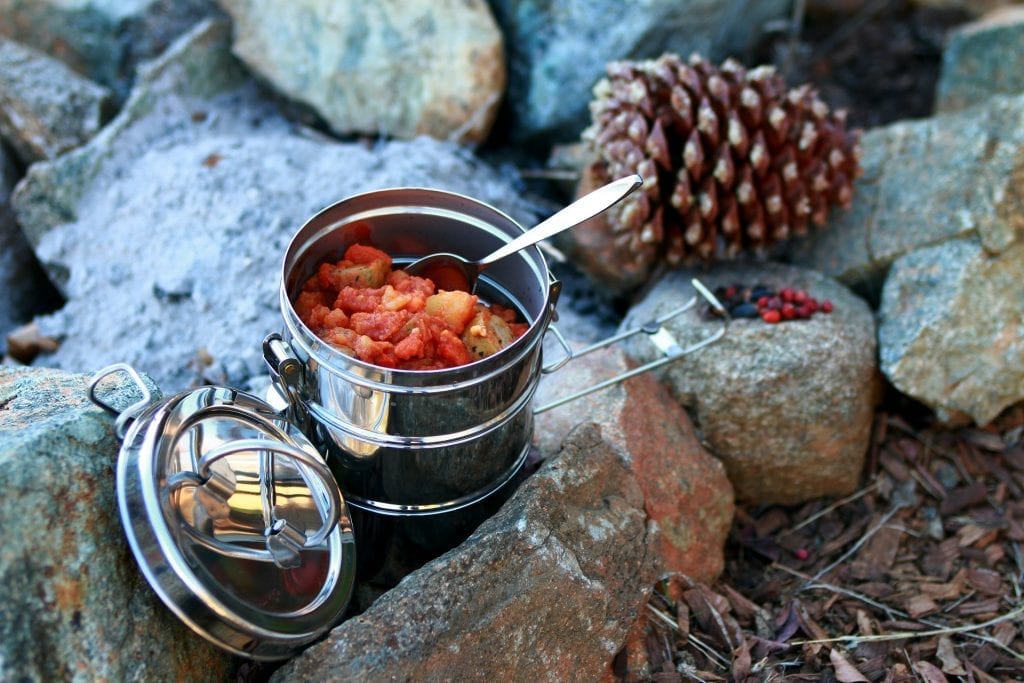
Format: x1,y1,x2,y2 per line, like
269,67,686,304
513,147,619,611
488,0,790,143
0,365,233,681
936,6,1024,112
0,0,218,100
535,345,733,581
217,0,505,144
621,264,880,505
0,36,110,164
788,94,1024,293
12,19,538,392
272,423,657,682
879,238,1024,425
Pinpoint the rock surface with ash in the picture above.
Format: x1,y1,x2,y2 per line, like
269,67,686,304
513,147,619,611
621,264,880,505
12,20,539,392
272,423,657,682
488,0,790,143
788,94,1024,294
0,365,233,682
879,238,1024,425
0,0,219,100
535,345,733,581
217,0,505,144
936,6,1024,112
0,36,111,164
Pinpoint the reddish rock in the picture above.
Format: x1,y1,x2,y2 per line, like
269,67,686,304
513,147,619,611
535,345,734,582
273,424,657,682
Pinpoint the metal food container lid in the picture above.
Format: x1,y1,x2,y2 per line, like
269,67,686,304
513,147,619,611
89,364,356,661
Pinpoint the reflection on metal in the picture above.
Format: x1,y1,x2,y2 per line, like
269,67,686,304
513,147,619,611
87,366,355,661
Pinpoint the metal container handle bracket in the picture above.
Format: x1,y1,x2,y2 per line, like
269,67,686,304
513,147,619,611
88,362,154,439
533,278,729,414
89,365,342,568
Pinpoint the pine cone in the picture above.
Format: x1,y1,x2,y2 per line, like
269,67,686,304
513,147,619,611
578,53,862,286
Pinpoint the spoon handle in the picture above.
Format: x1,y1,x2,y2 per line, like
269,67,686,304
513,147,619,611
478,174,643,267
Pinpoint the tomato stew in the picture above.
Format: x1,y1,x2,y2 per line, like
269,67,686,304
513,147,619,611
294,244,529,370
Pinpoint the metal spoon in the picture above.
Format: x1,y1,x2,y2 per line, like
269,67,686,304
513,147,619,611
404,174,643,292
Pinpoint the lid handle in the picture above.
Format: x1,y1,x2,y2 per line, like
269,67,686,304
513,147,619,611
168,438,343,568
88,364,157,439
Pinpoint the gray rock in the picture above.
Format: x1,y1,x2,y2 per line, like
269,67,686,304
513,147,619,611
272,423,657,682
489,0,790,143
789,94,1024,292
621,263,880,505
0,36,111,164
12,20,539,392
879,238,1024,425
0,0,218,100
218,0,505,144
936,6,1024,113
535,344,733,581
0,365,233,682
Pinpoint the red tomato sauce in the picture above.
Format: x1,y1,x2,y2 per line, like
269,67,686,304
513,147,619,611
294,244,529,370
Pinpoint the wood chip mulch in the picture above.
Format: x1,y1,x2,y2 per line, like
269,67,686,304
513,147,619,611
619,402,1024,682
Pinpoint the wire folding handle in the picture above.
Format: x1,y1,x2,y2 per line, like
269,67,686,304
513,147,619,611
533,278,729,414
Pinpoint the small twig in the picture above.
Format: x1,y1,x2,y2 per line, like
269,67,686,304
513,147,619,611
773,563,905,621
788,482,880,533
903,648,926,683
646,603,730,669
775,562,1024,659
789,603,1024,661
805,507,902,585
941,590,976,614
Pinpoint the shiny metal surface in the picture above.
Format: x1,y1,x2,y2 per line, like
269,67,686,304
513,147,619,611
277,188,560,512
91,368,356,660
403,174,642,293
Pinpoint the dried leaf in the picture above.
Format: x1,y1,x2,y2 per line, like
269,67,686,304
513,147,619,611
937,638,966,675
731,638,752,680
965,568,1003,595
956,523,989,547
721,584,760,622
991,621,1017,647
796,603,829,656
914,661,950,683
850,526,903,580
939,482,988,515
774,603,800,643
676,601,690,638
906,594,938,618
855,609,873,636
936,636,967,676
829,649,869,682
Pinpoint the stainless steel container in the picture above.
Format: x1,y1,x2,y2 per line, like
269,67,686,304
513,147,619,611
89,187,728,659
273,189,561,531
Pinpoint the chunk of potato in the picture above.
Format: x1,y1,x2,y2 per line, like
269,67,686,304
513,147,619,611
461,308,515,360
319,259,390,290
424,290,478,333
